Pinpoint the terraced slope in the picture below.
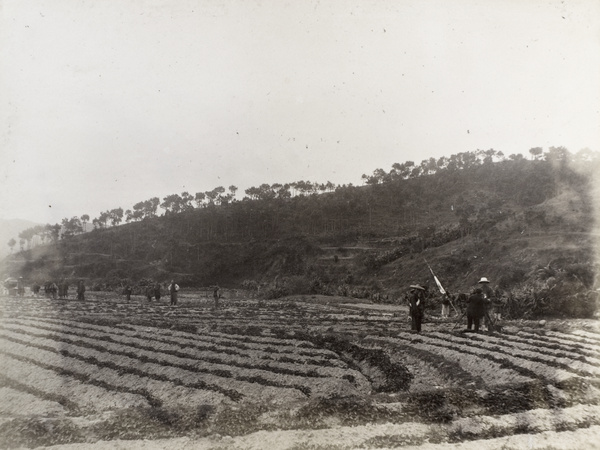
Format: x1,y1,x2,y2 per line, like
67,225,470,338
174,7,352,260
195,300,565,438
0,294,599,449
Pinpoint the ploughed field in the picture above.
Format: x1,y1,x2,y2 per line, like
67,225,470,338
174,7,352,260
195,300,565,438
1,293,600,449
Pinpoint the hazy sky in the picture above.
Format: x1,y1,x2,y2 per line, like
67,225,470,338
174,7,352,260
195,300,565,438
1,0,599,224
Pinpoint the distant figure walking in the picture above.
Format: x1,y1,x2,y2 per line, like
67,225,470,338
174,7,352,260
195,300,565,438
168,280,179,306
124,285,132,301
77,280,85,301
17,277,25,297
146,285,154,302
49,282,58,300
59,279,69,299
409,285,426,332
466,288,489,332
213,285,220,309
154,283,162,301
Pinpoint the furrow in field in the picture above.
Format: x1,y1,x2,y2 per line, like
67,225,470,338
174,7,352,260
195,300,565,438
134,326,343,361
373,340,486,390
428,332,600,378
0,386,67,417
40,317,344,367
371,336,531,386
486,331,600,363
0,353,148,412
544,329,600,346
0,326,354,401
0,336,229,408
393,332,582,385
518,330,600,354
0,374,80,414
17,317,340,361
2,321,368,390
571,329,600,342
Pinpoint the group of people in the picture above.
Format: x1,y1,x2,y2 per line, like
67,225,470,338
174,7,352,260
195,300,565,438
408,276,501,333
124,280,180,305
30,280,86,300
124,281,221,307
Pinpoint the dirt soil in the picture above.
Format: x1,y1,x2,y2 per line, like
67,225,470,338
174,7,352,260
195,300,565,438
1,292,599,449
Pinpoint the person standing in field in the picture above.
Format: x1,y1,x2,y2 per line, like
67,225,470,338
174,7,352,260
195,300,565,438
408,285,426,332
441,293,451,318
213,285,220,309
154,283,162,301
477,277,495,331
168,280,179,306
17,277,25,297
76,280,85,301
124,285,132,301
466,288,489,332
50,281,58,300
58,279,64,299
145,285,154,302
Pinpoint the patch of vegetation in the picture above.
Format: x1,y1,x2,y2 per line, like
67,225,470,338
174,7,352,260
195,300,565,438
284,331,414,392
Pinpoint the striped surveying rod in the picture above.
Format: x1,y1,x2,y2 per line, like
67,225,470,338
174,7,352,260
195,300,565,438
423,258,460,315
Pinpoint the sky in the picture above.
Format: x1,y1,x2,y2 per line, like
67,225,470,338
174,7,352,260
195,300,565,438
1,0,599,225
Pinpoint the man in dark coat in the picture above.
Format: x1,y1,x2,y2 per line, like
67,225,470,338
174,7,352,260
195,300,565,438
466,288,489,332
168,280,179,306
408,285,426,332
145,285,154,302
478,277,495,331
213,285,220,309
154,283,162,301
76,280,85,301
17,278,25,297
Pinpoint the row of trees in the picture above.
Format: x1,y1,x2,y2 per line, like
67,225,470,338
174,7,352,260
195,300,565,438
8,224,62,253
7,146,597,254
360,147,593,185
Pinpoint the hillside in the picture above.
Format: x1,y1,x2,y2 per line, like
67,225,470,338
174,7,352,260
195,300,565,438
2,154,599,318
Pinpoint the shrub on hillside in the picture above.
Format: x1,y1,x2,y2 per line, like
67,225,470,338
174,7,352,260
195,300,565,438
563,263,595,288
283,275,313,296
261,286,289,300
506,282,597,319
498,268,526,290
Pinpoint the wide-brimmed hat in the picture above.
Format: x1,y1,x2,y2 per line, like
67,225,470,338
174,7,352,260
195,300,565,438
478,277,490,284
410,284,425,291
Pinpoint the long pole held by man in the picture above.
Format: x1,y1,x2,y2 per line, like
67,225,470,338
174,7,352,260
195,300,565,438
423,258,459,315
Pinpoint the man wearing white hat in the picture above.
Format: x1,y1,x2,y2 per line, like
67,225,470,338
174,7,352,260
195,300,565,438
478,277,495,331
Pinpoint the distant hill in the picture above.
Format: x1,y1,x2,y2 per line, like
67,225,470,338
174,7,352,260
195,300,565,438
0,218,41,259
2,150,598,318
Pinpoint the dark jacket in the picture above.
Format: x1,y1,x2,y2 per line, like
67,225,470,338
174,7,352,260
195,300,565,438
467,291,489,317
480,284,494,300
409,290,425,316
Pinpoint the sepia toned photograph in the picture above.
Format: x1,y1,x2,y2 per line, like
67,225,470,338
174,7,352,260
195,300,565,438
1,0,599,448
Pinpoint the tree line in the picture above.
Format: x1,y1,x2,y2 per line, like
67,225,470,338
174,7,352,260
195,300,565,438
7,146,598,253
